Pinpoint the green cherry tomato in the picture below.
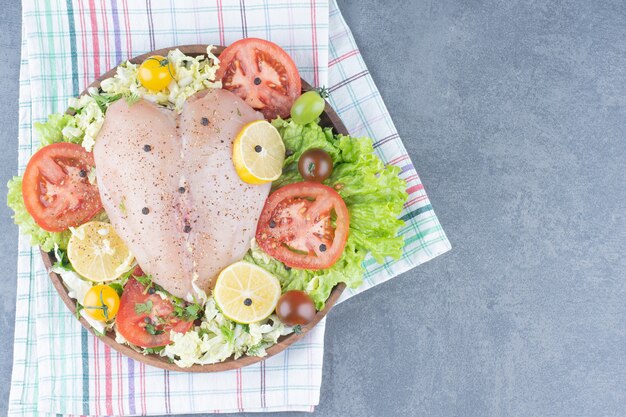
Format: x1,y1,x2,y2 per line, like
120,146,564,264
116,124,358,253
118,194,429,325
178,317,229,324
290,90,326,125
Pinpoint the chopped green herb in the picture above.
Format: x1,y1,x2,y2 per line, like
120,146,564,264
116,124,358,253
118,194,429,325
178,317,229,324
134,300,153,315
90,91,123,113
143,346,165,354
185,304,202,319
172,301,202,321
109,283,123,296
123,91,141,106
134,274,152,287
145,323,164,335
119,197,127,215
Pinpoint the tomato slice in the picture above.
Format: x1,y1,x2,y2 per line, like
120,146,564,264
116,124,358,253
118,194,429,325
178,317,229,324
22,143,102,232
116,278,194,348
256,182,349,270
216,38,302,120
131,265,144,277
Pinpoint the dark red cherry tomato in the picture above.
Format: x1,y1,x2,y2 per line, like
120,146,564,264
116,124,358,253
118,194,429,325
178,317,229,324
275,290,316,327
297,149,333,182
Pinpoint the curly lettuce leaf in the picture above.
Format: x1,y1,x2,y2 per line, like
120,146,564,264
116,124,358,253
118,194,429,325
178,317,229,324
34,113,80,147
7,176,70,251
247,119,408,309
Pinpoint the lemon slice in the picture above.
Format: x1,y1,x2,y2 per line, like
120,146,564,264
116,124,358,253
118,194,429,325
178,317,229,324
67,221,134,282
233,120,285,184
213,261,281,324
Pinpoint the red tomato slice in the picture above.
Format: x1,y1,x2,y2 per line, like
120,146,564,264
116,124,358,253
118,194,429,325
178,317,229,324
131,265,144,277
216,38,302,120
256,182,350,270
22,142,102,232
116,278,194,348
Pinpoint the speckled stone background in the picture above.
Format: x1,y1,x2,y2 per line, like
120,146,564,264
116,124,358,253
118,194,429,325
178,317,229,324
1,1,625,416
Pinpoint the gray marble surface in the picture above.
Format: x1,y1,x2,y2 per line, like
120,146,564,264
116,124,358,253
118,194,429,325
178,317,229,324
2,1,626,416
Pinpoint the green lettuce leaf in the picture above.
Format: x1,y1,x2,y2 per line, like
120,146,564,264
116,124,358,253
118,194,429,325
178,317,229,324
34,113,81,147
247,119,408,309
7,176,70,251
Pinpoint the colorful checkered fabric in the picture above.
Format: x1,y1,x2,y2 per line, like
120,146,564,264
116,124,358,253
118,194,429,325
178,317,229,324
9,1,450,415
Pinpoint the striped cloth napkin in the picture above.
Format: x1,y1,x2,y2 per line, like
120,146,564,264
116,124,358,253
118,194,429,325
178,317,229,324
9,1,450,415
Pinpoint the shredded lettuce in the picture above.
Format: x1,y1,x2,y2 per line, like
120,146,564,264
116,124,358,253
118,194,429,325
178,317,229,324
244,119,408,309
7,176,70,251
67,90,106,151
163,299,288,367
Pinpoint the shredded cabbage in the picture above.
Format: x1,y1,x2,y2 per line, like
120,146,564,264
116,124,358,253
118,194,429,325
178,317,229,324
163,299,289,367
100,46,221,112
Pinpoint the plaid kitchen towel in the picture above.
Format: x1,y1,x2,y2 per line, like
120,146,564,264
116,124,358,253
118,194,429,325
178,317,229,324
9,0,451,415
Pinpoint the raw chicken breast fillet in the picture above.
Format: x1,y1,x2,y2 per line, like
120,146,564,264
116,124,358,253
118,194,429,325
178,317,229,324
94,89,270,300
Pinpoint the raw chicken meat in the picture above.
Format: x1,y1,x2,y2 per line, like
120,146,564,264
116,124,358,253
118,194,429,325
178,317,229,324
93,89,270,300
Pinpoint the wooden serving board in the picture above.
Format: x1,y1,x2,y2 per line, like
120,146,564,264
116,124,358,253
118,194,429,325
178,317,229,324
42,45,348,372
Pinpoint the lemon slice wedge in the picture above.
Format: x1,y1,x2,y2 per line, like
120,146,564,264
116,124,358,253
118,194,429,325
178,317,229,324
213,261,281,324
67,221,134,282
233,120,285,184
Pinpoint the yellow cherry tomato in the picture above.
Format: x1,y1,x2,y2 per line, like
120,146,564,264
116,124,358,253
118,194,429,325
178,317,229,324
137,55,174,91
82,285,121,322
